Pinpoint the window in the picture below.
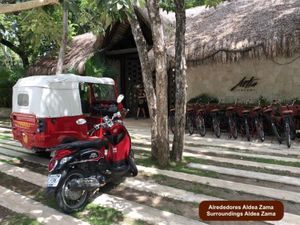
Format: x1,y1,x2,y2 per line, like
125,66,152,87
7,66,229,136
17,93,29,106
93,84,116,102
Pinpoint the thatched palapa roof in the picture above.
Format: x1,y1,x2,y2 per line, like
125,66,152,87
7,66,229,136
27,33,102,75
28,0,300,75
27,22,131,75
162,0,300,65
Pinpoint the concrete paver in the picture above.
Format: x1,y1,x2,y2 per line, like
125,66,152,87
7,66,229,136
186,145,300,163
132,138,300,158
187,163,300,186
2,122,300,225
0,147,300,225
92,193,205,225
123,178,221,202
0,161,47,187
137,165,300,204
0,160,204,225
134,146,300,175
0,185,89,225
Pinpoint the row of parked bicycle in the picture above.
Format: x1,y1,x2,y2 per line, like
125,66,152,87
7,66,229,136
168,100,300,148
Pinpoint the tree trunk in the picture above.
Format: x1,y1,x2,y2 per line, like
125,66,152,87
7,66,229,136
146,0,169,167
0,0,58,14
56,0,68,74
127,11,159,159
171,0,187,162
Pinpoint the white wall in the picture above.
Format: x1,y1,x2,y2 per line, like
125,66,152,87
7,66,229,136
187,54,300,103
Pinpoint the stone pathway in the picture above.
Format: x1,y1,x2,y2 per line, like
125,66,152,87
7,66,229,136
2,121,300,225
0,185,90,225
186,163,300,186
134,145,300,175
92,194,205,225
0,159,204,225
137,165,300,204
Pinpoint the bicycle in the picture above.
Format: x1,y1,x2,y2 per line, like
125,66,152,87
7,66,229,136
225,100,238,139
250,101,265,142
263,100,293,148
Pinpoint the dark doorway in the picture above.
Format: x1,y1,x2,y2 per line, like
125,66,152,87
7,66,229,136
121,54,144,116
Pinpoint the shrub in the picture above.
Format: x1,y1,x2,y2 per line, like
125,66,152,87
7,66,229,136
0,66,25,107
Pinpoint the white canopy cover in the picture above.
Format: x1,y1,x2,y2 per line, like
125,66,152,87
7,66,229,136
12,74,115,118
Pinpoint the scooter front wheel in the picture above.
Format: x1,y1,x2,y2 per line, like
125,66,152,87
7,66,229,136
55,169,90,214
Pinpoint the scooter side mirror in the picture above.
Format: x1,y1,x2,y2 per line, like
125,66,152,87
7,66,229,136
76,118,87,125
117,94,124,103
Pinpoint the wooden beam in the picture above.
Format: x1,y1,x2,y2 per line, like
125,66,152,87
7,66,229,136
0,0,58,14
106,48,138,56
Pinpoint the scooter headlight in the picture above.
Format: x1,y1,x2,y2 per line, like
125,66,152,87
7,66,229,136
59,156,72,165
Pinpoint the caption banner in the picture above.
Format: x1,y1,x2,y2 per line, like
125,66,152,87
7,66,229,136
199,201,284,221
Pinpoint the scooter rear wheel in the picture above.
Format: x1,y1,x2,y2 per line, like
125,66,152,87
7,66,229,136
55,169,90,214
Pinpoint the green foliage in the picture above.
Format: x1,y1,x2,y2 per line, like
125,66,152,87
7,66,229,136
188,93,218,104
160,0,224,11
17,7,63,56
204,0,223,8
0,7,61,66
77,0,130,34
0,66,25,107
0,5,77,67
1,214,41,225
83,53,117,78
257,96,270,106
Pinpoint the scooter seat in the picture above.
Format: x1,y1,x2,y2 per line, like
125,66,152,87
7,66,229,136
242,110,250,114
226,106,235,111
211,109,220,112
253,106,261,111
50,139,108,151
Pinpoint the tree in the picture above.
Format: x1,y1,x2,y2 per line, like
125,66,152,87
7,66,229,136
0,0,58,14
56,0,68,74
87,0,169,166
171,0,223,162
0,7,64,68
127,10,159,160
145,0,169,166
171,0,186,162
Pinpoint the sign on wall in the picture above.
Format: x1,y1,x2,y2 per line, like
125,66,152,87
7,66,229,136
230,76,259,92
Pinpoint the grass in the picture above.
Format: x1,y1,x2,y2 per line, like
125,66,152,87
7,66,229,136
1,214,41,225
0,134,11,140
74,204,124,225
236,156,300,168
135,151,219,178
140,172,224,199
132,219,154,225
0,157,22,164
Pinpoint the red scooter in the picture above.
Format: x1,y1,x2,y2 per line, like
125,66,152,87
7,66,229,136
46,109,137,213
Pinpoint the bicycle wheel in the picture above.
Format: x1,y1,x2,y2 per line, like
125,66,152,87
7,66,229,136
271,121,282,144
285,118,291,148
187,114,194,135
289,117,296,140
244,118,251,141
228,117,238,139
196,115,206,137
255,117,265,142
212,116,221,138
